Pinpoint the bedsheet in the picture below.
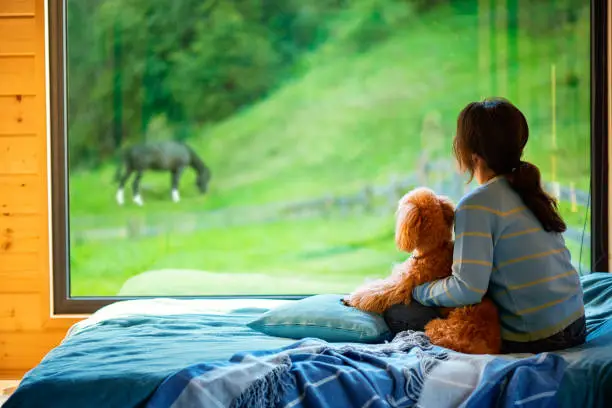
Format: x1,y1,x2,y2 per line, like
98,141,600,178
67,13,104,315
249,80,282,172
5,273,612,408
4,301,297,408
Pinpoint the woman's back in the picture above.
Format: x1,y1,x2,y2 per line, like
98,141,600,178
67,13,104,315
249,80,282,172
459,176,583,343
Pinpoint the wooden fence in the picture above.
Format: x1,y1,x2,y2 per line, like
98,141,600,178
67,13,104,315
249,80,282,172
71,158,591,268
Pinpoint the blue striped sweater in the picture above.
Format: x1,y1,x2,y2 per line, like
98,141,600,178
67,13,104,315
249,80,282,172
412,176,584,342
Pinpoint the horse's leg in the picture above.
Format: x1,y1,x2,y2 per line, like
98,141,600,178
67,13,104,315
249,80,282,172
132,170,144,206
170,167,184,203
116,167,133,206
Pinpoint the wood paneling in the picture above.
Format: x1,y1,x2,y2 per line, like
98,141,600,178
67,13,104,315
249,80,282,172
0,0,80,379
0,331,68,371
0,215,42,253
0,252,39,274
0,294,42,331
0,18,35,54
0,137,39,175
0,271,41,293
0,0,35,15
0,56,36,96
0,176,43,215
0,96,37,135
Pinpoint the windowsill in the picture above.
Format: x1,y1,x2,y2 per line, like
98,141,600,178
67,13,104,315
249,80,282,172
49,314,90,320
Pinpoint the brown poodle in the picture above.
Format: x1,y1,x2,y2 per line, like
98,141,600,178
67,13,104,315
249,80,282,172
343,187,501,355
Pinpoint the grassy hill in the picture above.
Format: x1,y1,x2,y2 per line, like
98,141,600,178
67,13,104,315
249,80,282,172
68,3,592,296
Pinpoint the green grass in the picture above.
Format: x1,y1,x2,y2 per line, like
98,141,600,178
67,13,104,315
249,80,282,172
70,213,401,296
69,4,592,295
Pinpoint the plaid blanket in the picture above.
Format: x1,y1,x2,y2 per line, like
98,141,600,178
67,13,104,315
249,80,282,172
146,331,568,408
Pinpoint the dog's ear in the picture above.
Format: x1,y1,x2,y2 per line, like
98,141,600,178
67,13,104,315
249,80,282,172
395,201,421,253
438,196,455,228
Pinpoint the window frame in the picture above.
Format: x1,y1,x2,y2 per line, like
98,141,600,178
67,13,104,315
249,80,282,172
590,0,610,273
49,0,610,315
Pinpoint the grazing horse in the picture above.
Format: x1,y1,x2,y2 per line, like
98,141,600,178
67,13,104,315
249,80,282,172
114,140,211,206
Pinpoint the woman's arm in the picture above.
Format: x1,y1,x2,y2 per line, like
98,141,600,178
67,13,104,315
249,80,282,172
412,205,495,307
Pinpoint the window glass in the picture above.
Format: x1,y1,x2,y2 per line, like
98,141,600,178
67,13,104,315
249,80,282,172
66,0,591,297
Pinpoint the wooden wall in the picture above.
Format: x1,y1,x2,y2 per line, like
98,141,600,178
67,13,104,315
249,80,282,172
0,0,81,378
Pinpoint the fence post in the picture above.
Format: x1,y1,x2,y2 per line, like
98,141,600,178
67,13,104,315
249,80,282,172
551,181,561,200
127,217,144,239
570,182,578,212
361,185,374,213
387,174,400,208
452,171,464,201
324,194,335,218
417,152,429,187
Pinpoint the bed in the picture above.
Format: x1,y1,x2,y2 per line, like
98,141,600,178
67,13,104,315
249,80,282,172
5,273,612,408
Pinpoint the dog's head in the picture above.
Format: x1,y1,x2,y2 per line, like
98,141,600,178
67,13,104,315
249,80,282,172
395,187,454,253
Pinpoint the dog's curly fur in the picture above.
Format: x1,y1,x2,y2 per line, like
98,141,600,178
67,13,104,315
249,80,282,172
344,187,501,355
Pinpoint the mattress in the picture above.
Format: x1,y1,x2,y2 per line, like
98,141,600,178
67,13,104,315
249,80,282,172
6,273,612,408
4,299,298,408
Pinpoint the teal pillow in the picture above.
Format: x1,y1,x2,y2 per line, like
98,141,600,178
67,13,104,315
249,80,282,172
246,294,392,343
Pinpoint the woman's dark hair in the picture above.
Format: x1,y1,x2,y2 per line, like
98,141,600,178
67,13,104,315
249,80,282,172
453,97,566,233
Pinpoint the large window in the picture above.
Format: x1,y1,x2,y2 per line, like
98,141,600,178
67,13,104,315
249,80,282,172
50,0,609,313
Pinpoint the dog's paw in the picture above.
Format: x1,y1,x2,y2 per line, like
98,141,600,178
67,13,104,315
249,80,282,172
351,292,389,314
343,291,368,309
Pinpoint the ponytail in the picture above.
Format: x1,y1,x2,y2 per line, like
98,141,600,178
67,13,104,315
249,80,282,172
505,161,567,233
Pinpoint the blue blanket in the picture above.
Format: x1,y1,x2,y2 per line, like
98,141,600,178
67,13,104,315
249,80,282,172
6,273,612,408
146,331,568,408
